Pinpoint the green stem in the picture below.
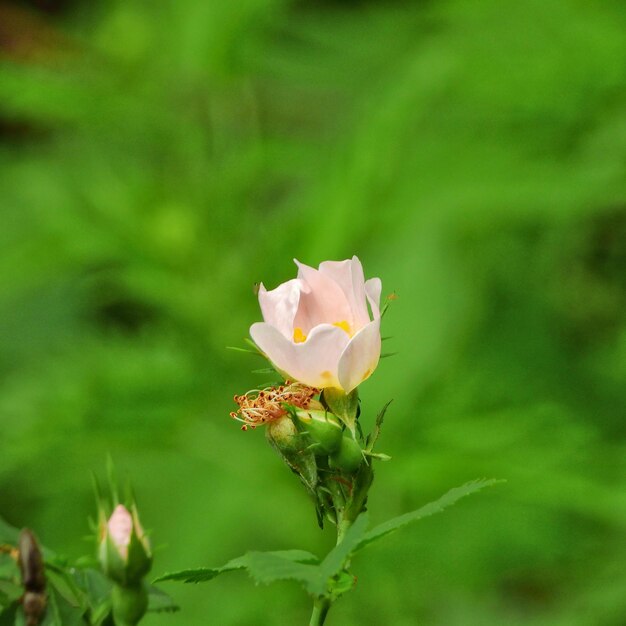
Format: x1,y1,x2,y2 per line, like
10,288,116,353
309,597,331,626
308,513,353,625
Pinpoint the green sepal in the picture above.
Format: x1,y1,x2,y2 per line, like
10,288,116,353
364,451,391,461
125,519,152,585
322,389,359,433
99,533,128,587
294,410,342,455
365,400,392,453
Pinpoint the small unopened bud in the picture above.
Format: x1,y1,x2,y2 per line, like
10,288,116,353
294,409,342,455
266,415,301,454
266,415,318,493
329,433,363,473
99,505,152,588
18,529,46,626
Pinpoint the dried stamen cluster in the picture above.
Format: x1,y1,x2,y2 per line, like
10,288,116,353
230,382,320,430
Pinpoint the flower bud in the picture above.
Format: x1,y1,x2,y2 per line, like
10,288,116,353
266,415,318,493
329,433,363,473
99,504,152,588
18,529,47,626
294,409,342,455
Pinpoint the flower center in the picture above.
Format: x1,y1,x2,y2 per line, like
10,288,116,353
292,320,352,344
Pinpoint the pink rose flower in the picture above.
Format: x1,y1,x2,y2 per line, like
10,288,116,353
250,256,382,393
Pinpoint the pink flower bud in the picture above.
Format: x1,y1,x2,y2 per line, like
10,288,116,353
99,504,151,586
250,256,382,393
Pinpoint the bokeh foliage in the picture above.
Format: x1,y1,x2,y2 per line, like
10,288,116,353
1,0,625,624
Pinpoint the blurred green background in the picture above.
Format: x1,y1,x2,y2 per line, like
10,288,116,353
1,0,625,624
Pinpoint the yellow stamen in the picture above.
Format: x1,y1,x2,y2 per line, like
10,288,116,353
293,327,307,343
333,320,352,336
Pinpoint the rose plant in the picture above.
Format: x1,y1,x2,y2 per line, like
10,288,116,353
158,256,501,626
0,256,500,626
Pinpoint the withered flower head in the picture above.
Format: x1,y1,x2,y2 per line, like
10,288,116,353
230,381,320,430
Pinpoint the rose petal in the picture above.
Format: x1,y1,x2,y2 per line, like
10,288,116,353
319,256,370,330
337,318,381,393
365,277,382,320
258,279,306,340
250,322,350,388
293,260,353,333
108,504,133,558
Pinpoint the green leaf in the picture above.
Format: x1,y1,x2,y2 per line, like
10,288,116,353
73,568,111,611
155,550,319,586
244,553,322,593
146,585,180,613
243,513,371,598
260,550,319,566
318,514,368,582
40,586,85,626
154,555,248,584
45,568,88,615
354,479,504,553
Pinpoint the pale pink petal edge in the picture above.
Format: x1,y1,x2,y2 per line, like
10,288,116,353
337,318,381,393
